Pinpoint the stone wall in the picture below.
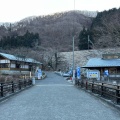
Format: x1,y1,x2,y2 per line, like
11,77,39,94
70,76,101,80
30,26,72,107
60,47,120,71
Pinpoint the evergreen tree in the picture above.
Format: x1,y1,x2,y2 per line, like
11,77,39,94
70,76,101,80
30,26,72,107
0,30,41,49
78,27,94,50
78,27,88,50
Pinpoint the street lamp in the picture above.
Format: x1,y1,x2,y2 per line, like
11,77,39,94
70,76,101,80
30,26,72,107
72,36,75,84
72,0,75,84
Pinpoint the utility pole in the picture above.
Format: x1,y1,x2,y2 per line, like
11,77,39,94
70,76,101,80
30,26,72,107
88,35,94,49
88,35,89,49
72,0,75,84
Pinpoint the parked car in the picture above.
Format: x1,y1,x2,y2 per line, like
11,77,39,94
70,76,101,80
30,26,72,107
62,71,72,77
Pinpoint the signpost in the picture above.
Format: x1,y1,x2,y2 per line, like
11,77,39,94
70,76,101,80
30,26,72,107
37,69,42,79
104,69,109,81
77,67,81,79
104,70,109,76
87,70,100,80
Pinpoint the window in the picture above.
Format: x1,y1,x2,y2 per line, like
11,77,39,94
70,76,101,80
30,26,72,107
16,64,20,68
0,63,9,68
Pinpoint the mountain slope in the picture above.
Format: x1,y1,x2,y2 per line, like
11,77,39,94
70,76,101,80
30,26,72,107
90,8,120,48
11,11,93,51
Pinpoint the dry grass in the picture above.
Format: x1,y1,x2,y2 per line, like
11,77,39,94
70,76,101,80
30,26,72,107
0,75,21,83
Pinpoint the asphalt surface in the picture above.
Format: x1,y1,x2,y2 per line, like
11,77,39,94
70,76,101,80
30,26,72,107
0,71,120,120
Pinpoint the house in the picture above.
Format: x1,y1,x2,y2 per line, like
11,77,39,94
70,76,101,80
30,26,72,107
82,53,120,80
0,52,42,75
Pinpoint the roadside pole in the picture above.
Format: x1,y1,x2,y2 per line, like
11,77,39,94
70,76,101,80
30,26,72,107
72,36,75,85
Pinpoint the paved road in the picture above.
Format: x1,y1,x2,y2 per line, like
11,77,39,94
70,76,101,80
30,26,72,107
0,72,120,120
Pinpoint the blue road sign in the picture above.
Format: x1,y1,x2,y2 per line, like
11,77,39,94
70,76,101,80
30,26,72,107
77,67,81,79
104,70,109,76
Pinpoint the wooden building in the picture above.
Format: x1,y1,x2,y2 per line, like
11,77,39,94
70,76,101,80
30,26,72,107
0,52,42,75
82,53,120,78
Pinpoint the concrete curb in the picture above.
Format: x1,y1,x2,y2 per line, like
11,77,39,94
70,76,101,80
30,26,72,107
54,71,63,76
42,74,47,79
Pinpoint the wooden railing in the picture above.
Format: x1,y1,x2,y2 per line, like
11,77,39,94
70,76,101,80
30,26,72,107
76,80,120,104
0,79,32,98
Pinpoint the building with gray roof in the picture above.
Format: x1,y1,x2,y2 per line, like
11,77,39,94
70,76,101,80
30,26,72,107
83,58,120,68
0,52,42,75
82,54,120,81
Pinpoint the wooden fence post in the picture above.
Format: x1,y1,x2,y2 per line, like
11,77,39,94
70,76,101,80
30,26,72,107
92,82,94,92
86,81,88,90
24,80,26,87
116,86,119,104
12,81,14,93
19,80,21,90
1,83,4,97
101,83,104,96
30,79,32,85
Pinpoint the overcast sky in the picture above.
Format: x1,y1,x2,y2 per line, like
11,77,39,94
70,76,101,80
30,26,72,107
0,0,120,23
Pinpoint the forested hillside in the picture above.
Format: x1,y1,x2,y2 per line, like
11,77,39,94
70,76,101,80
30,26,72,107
90,8,120,48
1,9,120,51
0,9,120,70
0,11,93,52
0,30,40,49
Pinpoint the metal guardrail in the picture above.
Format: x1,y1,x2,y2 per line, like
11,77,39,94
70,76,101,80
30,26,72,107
76,80,120,104
0,79,32,98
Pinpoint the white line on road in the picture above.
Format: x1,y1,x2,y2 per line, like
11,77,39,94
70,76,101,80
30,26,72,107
36,84,74,87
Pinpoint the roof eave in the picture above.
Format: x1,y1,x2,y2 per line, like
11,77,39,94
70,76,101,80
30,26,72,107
82,66,120,68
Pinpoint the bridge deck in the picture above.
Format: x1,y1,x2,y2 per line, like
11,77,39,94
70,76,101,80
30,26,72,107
0,72,120,120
